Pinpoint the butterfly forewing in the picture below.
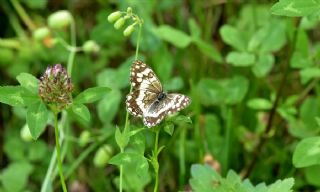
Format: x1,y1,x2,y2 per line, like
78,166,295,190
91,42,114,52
130,60,162,93
126,60,162,116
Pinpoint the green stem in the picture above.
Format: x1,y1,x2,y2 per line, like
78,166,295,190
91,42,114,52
10,0,36,31
153,129,160,192
119,20,143,192
135,24,142,60
119,147,124,192
222,106,233,174
54,112,68,192
0,38,21,49
67,18,76,76
179,127,186,188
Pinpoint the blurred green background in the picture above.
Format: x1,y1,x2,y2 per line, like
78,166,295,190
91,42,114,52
1,0,320,191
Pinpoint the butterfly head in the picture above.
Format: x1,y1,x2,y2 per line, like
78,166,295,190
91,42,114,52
157,92,166,101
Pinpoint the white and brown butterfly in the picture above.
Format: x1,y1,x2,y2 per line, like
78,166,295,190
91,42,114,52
126,60,191,127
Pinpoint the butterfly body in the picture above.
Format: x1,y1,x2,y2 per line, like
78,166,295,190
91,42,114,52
126,60,191,127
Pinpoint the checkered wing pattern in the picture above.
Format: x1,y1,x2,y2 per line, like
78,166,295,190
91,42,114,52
143,94,191,127
126,60,191,127
126,60,162,117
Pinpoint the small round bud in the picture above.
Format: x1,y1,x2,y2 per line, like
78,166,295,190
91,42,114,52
93,145,113,167
48,10,73,29
79,130,90,147
82,40,100,54
123,24,135,36
107,11,122,23
114,17,125,30
21,124,33,142
33,27,50,41
127,7,132,15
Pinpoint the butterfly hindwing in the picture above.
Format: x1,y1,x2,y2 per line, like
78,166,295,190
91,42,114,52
143,94,191,127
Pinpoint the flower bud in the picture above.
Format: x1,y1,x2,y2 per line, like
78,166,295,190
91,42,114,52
107,11,122,23
39,64,73,111
93,145,113,167
48,10,73,29
33,27,50,41
123,24,135,36
82,40,100,54
127,7,132,15
21,124,33,142
79,130,90,147
114,17,125,30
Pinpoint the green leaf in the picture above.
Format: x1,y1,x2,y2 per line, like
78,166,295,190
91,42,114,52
252,54,274,77
223,76,249,105
164,123,174,136
109,152,149,178
16,73,39,94
97,89,121,124
293,137,320,167
71,103,91,123
74,87,110,104
247,98,273,110
190,164,220,192
153,25,192,48
152,45,174,82
271,0,320,17
97,62,130,90
197,76,249,105
220,25,247,51
0,162,33,192
300,67,320,84
290,51,313,69
115,127,130,149
188,18,201,38
26,101,49,140
0,86,26,107
305,165,320,187
226,51,255,66
267,178,295,192
193,39,223,63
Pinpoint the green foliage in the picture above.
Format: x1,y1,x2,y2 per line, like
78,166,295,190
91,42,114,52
1,0,320,191
190,164,295,192
293,137,320,168
271,0,320,17
26,101,48,139
0,162,33,192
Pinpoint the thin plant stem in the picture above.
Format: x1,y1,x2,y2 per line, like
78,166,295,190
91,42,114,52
10,0,36,31
179,127,186,189
222,106,233,174
53,112,68,192
41,112,66,192
153,129,160,192
120,23,143,192
119,147,124,192
67,18,77,76
135,25,142,60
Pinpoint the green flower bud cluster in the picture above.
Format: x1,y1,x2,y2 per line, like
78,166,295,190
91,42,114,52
39,64,73,111
107,7,143,37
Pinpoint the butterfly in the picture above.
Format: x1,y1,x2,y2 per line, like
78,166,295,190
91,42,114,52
126,60,191,128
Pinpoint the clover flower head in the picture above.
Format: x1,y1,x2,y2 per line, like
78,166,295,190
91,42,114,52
39,64,73,111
